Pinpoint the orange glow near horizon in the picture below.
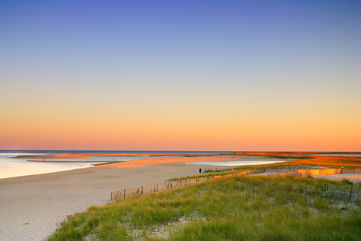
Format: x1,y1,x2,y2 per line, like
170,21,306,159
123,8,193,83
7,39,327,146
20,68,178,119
1,102,360,151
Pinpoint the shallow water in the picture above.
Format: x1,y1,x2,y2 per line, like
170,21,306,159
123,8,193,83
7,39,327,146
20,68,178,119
0,152,140,179
0,151,217,179
186,159,292,166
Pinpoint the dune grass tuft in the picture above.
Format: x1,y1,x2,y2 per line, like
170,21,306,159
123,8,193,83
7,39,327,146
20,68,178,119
48,175,361,241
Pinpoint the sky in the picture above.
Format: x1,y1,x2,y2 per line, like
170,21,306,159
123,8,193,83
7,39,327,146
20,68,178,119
1,0,361,151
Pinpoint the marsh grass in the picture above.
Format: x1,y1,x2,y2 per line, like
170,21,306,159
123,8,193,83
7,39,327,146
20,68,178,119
48,176,361,241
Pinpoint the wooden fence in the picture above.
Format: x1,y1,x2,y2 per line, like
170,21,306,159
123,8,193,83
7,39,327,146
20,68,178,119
111,176,214,200
111,166,361,201
341,168,361,174
110,166,302,200
322,183,361,203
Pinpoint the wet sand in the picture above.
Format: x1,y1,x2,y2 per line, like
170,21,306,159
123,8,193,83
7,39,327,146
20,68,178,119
0,156,227,241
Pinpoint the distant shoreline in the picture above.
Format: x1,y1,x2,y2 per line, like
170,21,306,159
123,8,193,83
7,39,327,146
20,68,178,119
0,154,236,241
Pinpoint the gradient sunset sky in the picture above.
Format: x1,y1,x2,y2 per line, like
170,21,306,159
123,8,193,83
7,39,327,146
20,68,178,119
1,0,360,151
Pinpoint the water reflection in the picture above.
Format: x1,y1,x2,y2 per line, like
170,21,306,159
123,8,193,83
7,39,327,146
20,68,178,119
186,159,291,166
0,153,139,179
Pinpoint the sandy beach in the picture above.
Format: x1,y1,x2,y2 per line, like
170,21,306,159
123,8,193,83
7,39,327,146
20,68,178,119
0,155,233,241
2,152,360,241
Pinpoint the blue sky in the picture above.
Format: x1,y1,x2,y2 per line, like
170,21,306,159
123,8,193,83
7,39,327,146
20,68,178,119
1,0,361,150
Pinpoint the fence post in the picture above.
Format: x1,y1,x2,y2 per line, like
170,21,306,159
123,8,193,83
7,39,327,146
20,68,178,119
350,185,353,202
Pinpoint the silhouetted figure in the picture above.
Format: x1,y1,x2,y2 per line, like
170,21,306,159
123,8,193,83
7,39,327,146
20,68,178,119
199,168,202,173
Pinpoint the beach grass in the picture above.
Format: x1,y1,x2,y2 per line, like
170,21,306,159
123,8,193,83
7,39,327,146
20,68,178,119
47,175,361,241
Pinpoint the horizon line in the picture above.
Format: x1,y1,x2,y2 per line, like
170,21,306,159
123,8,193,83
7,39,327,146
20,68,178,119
1,149,361,153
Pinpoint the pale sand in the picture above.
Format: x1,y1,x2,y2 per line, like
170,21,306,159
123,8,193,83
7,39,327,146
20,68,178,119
0,158,225,241
100,155,246,167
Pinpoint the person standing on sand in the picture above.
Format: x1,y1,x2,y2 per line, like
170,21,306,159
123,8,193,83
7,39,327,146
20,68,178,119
199,168,202,173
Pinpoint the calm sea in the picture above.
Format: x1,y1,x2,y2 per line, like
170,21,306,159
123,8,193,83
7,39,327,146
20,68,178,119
0,150,228,179
4,150,355,179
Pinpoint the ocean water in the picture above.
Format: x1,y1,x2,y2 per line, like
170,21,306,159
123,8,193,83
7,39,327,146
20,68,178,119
186,159,291,166
0,150,230,179
185,153,361,167
0,152,95,179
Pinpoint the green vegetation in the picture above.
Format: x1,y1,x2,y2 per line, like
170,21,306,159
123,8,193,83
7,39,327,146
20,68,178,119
48,176,361,241
168,171,236,181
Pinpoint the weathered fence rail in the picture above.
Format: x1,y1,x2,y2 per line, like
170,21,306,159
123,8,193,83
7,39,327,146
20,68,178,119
323,183,361,203
111,166,361,201
341,168,361,174
111,176,214,200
